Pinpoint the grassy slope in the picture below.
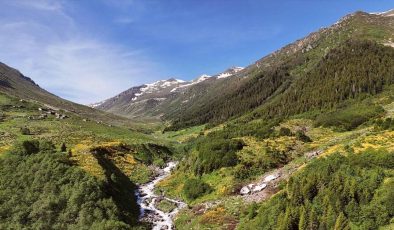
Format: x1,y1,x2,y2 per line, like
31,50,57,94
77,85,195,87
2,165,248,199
0,62,162,131
0,92,175,228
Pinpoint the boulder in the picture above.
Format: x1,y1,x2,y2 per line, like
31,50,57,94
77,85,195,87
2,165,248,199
264,174,278,183
240,186,251,195
252,183,267,192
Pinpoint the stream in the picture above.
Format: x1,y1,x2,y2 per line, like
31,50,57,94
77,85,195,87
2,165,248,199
136,162,187,230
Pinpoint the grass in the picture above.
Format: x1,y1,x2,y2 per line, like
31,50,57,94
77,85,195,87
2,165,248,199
156,199,177,213
156,125,205,143
0,92,169,185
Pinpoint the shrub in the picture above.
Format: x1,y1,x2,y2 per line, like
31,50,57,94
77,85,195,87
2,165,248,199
315,103,384,131
375,118,394,130
183,178,212,200
278,127,292,136
295,130,312,142
60,143,67,152
40,140,56,153
194,137,244,175
11,140,40,156
20,127,31,135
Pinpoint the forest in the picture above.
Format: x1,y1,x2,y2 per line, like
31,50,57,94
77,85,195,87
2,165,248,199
239,150,394,230
0,140,141,229
167,40,394,130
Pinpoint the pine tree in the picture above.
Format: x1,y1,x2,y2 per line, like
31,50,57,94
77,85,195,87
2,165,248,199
60,143,67,152
334,212,349,230
298,206,307,230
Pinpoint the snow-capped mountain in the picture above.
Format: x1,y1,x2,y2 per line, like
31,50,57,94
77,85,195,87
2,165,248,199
92,67,244,119
214,67,244,79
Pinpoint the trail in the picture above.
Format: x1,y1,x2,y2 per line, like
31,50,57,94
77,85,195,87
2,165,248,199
136,162,186,230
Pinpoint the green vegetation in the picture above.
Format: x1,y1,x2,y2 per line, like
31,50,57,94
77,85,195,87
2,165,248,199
133,143,173,167
0,92,175,229
2,10,394,230
0,142,139,229
156,199,177,213
167,37,394,131
183,178,212,200
375,117,394,130
238,150,394,230
315,102,384,131
10,140,40,156
193,137,244,175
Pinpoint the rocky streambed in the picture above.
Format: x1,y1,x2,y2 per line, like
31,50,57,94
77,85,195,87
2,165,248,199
136,162,186,230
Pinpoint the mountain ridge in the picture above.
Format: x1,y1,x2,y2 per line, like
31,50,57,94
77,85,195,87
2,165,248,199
93,10,394,129
91,66,244,119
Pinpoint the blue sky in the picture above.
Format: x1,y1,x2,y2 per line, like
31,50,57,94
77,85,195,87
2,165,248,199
0,0,393,104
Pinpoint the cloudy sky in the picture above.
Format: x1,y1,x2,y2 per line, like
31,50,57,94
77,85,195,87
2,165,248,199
0,0,392,104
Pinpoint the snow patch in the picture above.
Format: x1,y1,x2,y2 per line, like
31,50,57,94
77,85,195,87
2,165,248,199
170,74,211,92
216,67,244,79
132,79,183,101
88,100,107,108
370,9,394,16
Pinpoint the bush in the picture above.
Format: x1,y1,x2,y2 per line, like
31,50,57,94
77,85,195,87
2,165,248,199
278,127,292,136
40,140,56,153
315,103,384,131
194,137,244,175
11,140,40,156
60,143,67,152
375,118,394,130
183,178,212,200
295,130,312,142
20,127,31,135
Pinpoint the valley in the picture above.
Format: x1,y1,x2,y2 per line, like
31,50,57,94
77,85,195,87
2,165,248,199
1,8,394,230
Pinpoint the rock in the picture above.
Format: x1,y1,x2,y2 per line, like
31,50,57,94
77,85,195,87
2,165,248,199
252,183,267,192
240,186,251,195
263,174,278,183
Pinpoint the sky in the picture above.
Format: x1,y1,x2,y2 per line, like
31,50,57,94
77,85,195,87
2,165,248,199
0,0,393,104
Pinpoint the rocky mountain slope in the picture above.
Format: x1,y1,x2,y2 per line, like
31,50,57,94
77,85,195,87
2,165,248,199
92,67,244,119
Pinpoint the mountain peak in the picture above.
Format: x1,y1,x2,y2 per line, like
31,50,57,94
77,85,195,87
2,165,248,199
215,66,244,79
194,74,211,83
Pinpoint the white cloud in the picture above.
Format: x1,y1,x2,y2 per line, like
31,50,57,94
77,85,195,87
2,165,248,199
0,0,160,104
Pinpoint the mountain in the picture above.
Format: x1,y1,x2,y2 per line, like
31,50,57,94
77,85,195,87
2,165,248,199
92,67,244,119
0,62,138,128
164,10,394,129
95,10,394,130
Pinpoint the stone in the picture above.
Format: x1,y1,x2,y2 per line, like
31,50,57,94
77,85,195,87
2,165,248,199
252,183,267,192
240,186,251,195
264,174,278,183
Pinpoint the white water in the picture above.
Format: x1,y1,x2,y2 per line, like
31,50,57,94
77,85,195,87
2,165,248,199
136,162,186,230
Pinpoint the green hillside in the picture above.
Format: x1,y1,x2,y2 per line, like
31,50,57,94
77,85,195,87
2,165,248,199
1,9,394,230
165,11,394,130
0,92,175,229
